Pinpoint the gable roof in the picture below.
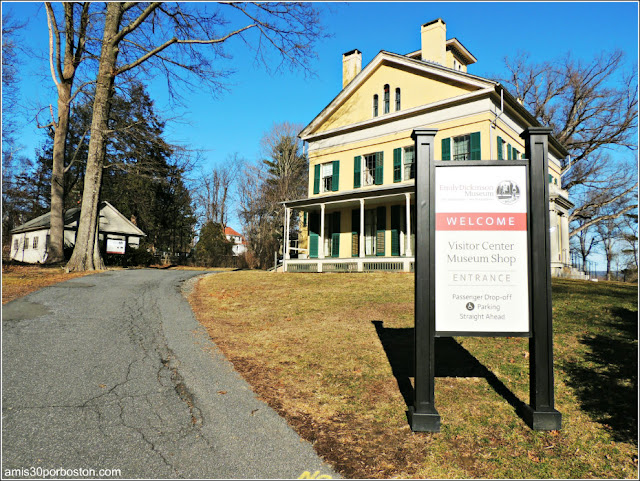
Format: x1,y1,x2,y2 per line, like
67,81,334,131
299,50,495,139
224,226,242,237
298,49,568,158
11,201,146,237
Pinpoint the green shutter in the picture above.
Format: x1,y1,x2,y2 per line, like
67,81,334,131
353,155,361,188
332,160,340,192
351,208,360,257
548,174,553,183
303,211,307,227
507,143,512,160
376,206,386,256
390,205,401,256
309,212,319,258
513,148,519,160
497,136,503,160
313,164,320,194
393,148,402,182
441,137,451,160
331,211,340,258
375,151,384,185
470,132,481,160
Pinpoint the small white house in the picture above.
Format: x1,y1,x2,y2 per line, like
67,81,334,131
10,201,146,263
224,226,247,256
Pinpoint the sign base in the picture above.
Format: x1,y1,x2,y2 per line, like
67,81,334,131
522,406,562,431
408,406,441,432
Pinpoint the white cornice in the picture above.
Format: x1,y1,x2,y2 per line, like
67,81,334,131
304,88,495,144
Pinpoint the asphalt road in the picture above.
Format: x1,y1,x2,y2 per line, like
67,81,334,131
2,269,337,479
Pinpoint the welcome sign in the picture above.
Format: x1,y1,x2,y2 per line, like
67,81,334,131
434,165,530,335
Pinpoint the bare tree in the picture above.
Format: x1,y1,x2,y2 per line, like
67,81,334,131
40,2,97,263
65,2,324,271
572,219,599,273
193,158,238,229
496,50,638,237
239,122,307,268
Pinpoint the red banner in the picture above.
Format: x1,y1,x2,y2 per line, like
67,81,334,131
436,213,527,231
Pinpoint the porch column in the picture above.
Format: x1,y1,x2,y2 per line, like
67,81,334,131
319,203,325,259
405,192,412,257
284,207,291,260
548,208,559,262
359,199,365,258
560,213,570,265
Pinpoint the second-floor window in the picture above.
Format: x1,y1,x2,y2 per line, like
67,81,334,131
322,162,333,192
403,145,415,180
383,84,390,114
32,237,38,249
441,132,481,161
373,94,379,117
395,88,401,111
313,160,340,194
453,134,471,161
363,152,383,186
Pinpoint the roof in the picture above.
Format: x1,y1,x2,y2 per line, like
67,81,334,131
298,49,568,158
11,201,146,237
224,226,243,237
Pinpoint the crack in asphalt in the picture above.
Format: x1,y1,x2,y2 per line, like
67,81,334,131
2,269,338,479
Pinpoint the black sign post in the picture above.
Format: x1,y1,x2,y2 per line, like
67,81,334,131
409,127,561,432
408,129,440,432
520,127,562,431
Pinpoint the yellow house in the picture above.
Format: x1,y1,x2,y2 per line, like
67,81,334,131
283,19,573,275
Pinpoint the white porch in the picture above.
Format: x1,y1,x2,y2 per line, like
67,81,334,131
282,183,415,273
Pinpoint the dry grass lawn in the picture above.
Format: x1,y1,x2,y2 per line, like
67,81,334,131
189,270,638,479
2,264,93,304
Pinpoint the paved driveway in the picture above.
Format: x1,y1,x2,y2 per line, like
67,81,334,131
2,269,337,479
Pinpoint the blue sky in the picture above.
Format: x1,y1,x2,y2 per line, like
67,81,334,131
3,1,639,265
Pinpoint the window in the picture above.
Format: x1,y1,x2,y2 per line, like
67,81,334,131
383,84,390,114
24,237,29,249
395,88,401,111
363,154,376,186
362,152,383,186
373,94,379,117
32,237,38,249
322,162,333,192
13,239,18,251
403,146,415,180
313,161,339,194
453,134,471,161
442,132,481,161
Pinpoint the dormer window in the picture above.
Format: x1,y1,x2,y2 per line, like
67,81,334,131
373,94,379,117
383,84,390,114
395,88,401,111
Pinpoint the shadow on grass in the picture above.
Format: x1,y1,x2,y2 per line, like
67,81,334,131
372,321,528,421
560,306,638,444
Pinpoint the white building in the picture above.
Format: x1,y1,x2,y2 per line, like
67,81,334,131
224,226,247,256
10,201,146,263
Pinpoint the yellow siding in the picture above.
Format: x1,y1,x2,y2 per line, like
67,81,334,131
315,63,479,134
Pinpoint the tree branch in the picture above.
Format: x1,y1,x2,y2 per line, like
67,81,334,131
114,23,256,76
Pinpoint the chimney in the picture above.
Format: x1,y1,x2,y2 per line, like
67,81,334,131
421,18,446,65
342,49,362,88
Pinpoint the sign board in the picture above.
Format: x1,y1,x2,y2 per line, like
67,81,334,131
106,238,126,254
435,165,529,335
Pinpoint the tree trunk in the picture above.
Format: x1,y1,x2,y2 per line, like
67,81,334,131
47,84,71,264
66,4,123,272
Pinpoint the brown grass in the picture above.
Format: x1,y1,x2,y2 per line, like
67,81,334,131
189,271,638,479
2,264,93,304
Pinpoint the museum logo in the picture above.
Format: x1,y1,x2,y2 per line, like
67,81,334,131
495,180,520,205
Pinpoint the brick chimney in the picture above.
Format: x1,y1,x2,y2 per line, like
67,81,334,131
342,49,362,88
421,18,446,65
